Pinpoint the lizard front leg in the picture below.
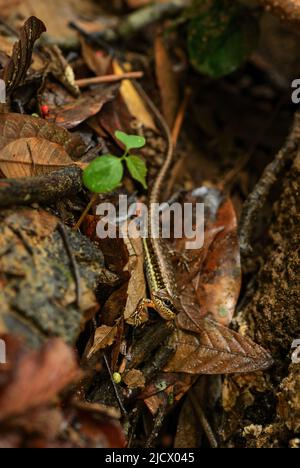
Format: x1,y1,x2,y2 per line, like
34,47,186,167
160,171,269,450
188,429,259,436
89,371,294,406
133,298,154,327
134,296,176,326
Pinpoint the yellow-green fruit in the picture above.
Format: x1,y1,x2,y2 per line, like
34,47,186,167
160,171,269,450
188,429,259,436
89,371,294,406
113,372,122,384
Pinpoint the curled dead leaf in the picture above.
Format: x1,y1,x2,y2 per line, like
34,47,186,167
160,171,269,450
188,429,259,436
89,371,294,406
3,17,46,95
86,325,118,360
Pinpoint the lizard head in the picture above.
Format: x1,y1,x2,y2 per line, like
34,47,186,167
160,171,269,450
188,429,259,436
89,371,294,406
152,289,182,319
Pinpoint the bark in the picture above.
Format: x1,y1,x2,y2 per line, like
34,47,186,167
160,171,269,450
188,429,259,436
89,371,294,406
0,167,83,207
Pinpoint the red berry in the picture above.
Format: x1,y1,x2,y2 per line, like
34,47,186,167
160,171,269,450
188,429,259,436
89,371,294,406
41,105,49,117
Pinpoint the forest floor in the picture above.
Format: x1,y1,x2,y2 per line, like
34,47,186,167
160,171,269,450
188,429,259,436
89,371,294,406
0,0,299,449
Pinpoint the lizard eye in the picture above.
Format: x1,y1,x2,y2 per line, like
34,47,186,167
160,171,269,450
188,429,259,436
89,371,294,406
163,299,172,307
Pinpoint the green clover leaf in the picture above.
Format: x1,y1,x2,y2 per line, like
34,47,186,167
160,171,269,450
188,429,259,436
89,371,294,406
83,155,124,193
126,155,148,189
115,130,146,152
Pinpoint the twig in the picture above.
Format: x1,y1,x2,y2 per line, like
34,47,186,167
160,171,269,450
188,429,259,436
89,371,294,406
172,88,191,146
57,222,82,310
73,193,98,231
103,353,127,417
68,21,114,53
189,390,218,449
239,112,300,256
102,1,188,41
75,72,144,88
0,166,83,208
145,404,168,449
126,402,143,448
165,87,191,197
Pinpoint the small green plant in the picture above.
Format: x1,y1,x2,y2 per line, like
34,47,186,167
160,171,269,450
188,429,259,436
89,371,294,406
83,130,147,193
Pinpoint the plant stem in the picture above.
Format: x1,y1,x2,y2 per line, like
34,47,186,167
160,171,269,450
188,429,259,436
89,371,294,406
73,193,98,231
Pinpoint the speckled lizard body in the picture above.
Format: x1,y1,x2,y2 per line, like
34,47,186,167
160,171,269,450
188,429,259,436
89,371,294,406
136,86,181,322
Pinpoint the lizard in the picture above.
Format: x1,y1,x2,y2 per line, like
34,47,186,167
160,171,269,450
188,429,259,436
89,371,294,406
134,84,183,323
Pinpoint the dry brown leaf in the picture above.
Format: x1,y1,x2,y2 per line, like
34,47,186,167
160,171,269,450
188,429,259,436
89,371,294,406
122,223,148,326
0,113,85,158
0,137,82,178
196,198,241,325
81,39,111,76
155,34,179,128
176,193,241,327
165,320,273,375
113,60,156,131
86,325,118,360
0,0,23,18
123,369,146,389
0,403,125,448
0,335,81,421
95,95,136,146
17,0,102,41
47,84,120,130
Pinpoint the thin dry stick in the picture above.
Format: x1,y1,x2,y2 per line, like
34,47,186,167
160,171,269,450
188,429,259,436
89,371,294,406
73,193,98,231
145,404,168,449
165,88,191,197
172,88,191,146
189,390,218,449
75,72,144,88
103,353,127,417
